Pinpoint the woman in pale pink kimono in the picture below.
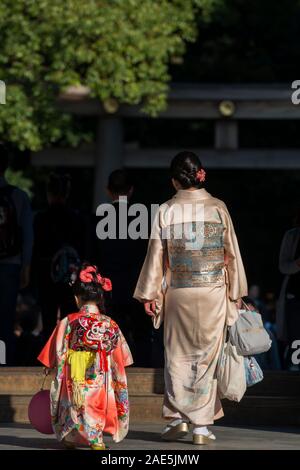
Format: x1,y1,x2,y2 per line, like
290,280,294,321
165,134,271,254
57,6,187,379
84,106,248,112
38,264,133,450
134,151,247,445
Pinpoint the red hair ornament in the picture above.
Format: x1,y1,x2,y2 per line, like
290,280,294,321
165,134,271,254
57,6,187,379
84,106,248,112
79,266,112,292
196,169,206,183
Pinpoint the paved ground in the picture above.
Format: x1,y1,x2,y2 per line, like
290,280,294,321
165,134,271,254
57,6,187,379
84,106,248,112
0,423,299,450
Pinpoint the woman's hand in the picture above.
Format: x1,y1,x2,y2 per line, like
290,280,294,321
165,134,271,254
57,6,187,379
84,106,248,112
143,300,156,317
235,298,243,309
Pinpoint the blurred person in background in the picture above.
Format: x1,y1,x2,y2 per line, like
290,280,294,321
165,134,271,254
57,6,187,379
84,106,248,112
263,290,277,325
95,169,151,366
248,284,266,314
14,294,43,366
32,173,84,340
277,207,300,370
0,143,33,365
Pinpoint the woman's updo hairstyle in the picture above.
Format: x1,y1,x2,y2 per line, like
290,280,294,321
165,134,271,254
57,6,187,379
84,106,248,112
170,151,205,189
72,263,108,310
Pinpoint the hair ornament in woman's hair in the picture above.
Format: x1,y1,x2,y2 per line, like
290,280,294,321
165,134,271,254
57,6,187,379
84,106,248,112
196,168,206,183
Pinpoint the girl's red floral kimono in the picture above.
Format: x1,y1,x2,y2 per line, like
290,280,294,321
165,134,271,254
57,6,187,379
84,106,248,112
38,304,133,446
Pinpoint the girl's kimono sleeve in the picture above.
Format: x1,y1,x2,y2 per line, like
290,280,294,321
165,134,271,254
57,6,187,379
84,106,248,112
111,328,133,443
219,203,248,302
37,318,69,368
133,207,164,302
113,329,134,368
37,326,59,368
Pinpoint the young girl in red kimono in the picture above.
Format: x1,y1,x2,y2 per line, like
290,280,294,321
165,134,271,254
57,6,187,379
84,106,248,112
38,263,133,450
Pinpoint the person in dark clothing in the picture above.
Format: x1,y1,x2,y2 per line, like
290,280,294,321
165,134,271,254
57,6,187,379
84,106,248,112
95,169,152,366
33,173,84,340
14,295,44,366
0,143,33,365
278,207,300,370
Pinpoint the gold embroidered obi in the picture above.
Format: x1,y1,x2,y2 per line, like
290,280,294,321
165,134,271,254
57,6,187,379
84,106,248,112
166,221,225,288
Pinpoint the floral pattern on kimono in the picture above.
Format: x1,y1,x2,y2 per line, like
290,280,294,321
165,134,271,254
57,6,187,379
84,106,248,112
38,305,133,445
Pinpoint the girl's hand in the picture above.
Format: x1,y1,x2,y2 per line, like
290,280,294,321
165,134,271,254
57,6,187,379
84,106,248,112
235,298,243,309
143,300,156,317
43,367,52,376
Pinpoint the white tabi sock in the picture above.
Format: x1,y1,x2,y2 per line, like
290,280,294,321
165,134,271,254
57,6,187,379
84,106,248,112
193,426,211,436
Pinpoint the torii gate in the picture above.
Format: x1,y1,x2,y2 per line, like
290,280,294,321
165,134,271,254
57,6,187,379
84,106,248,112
32,83,300,207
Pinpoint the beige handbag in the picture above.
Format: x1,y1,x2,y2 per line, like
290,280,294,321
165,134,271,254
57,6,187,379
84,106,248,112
217,330,247,402
229,300,272,356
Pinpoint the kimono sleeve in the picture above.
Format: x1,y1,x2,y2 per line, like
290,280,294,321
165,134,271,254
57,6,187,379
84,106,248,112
37,325,59,368
110,327,132,443
37,317,69,368
113,329,133,368
219,203,248,301
133,207,165,302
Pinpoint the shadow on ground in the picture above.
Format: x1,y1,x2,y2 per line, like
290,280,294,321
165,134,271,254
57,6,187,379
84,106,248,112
0,435,60,450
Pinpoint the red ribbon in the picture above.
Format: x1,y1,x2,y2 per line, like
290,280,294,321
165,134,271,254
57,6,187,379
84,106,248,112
99,349,108,372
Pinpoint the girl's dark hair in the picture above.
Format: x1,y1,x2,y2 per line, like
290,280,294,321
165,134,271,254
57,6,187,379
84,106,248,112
47,173,71,199
73,263,106,311
170,151,204,189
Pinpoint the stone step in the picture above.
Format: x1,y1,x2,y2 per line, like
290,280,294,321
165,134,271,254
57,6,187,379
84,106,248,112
0,368,299,396
0,368,165,395
1,368,300,426
1,393,300,426
223,396,300,426
0,394,164,424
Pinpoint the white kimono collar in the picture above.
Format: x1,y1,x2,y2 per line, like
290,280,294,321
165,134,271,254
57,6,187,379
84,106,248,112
174,188,212,200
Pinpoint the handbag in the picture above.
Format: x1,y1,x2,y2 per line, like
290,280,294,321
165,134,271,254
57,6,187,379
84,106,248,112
229,300,272,356
244,356,264,387
28,369,54,435
217,329,247,402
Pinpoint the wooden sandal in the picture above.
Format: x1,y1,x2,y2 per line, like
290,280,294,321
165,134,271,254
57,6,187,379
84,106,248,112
193,431,216,445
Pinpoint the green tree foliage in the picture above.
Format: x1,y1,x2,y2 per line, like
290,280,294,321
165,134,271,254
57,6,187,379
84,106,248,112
5,168,33,198
0,0,216,151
